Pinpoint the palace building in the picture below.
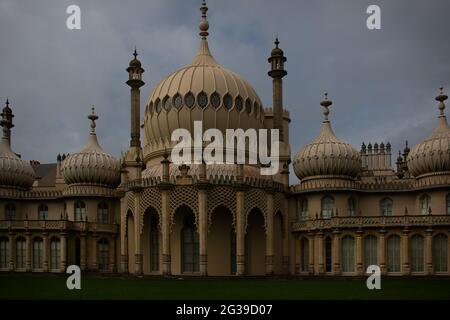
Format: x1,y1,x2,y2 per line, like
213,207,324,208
1,1,449,277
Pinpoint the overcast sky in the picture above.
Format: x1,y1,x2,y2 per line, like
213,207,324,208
0,0,449,183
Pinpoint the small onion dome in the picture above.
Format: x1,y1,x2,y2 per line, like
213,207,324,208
62,107,120,188
0,100,35,189
271,37,284,57
293,93,361,180
407,88,450,178
129,48,142,68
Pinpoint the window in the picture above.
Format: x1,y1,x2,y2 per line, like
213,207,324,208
410,234,424,272
325,236,332,273
420,195,431,215
245,99,252,114
197,91,208,109
341,236,355,273
298,199,308,221
50,238,60,270
300,238,309,272
163,95,171,111
33,238,43,269
97,202,109,223
150,215,159,272
447,195,450,215
5,203,15,220
230,230,237,274
16,237,26,269
38,204,48,220
210,92,221,109
380,198,393,216
184,92,195,109
74,201,86,222
433,234,448,272
181,214,199,273
173,94,183,109
387,235,401,272
321,196,334,219
364,235,378,269
97,239,109,271
0,237,9,269
223,94,233,110
348,198,356,216
235,96,243,111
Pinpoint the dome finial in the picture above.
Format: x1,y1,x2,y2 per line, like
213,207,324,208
199,1,209,39
275,35,280,48
88,105,98,134
133,46,138,59
320,92,332,122
435,86,448,117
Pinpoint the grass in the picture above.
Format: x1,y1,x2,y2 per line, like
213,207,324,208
1,274,450,300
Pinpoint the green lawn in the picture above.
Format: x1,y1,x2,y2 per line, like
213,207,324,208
1,274,450,300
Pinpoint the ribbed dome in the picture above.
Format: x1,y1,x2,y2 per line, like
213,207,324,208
293,95,361,180
62,109,120,188
407,89,450,178
0,138,35,189
143,3,264,158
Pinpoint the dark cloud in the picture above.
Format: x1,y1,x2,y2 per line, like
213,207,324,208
0,0,449,183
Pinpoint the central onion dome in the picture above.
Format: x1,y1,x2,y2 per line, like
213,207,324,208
62,108,120,188
293,94,361,181
143,1,264,159
407,88,450,178
0,100,35,189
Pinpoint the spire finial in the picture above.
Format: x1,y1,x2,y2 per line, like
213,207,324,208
5,97,9,107
435,86,448,116
320,92,332,122
88,105,98,134
133,46,138,59
275,36,279,48
199,1,209,39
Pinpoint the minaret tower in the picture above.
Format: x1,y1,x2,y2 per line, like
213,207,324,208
124,48,145,180
0,99,14,146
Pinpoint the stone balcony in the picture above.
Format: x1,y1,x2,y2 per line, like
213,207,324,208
0,220,119,234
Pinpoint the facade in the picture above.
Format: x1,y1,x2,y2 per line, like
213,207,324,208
1,2,449,277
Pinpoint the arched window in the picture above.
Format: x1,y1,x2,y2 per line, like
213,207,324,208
387,235,401,272
433,234,448,273
33,238,43,269
74,201,86,222
15,237,26,269
380,198,393,216
364,235,378,269
97,238,109,271
420,195,431,215
447,195,450,215
300,238,309,272
97,202,109,223
50,237,60,270
410,234,424,273
38,204,48,220
299,199,308,221
321,196,334,219
5,203,15,220
150,215,159,272
0,237,9,269
325,236,332,273
341,236,355,273
181,214,199,273
348,198,356,216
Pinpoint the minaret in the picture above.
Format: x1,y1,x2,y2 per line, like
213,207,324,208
0,99,14,146
268,37,287,142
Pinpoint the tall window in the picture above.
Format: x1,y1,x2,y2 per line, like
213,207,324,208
150,215,159,272
387,235,401,272
16,237,26,269
5,203,15,220
181,214,199,273
0,237,9,269
97,239,109,271
97,202,109,223
420,195,431,215
299,199,308,221
410,234,424,273
341,236,355,273
447,195,450,215
50,237,60,270
38,204,48,220
301,238,309,272
230,231,237,274
325,236,332,272
33,238,43,269
321,196,334,219
433,234,448,272
74,201,86,222
380,198,393,216
348,198,356,216
364,235,378,268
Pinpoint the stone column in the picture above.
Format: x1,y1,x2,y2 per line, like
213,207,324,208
91,234,98,271
80,233,87,271
282,200,290,274
401,229,410,275
316,231,324,275
134,191,143,275
198,188,208,276
26,232,32,272
294,236,300,274
265,192,274,275
9,232,15,271
332,230,341,275
356,230,363,275
425,228,433,275
60,232,67,272
379,230,386,275
236,189,246,276
161,188,171,276
308,233,314,275
42,232,48,272
119,197,128,273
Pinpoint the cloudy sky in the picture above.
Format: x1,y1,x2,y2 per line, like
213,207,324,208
0,0,449,183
